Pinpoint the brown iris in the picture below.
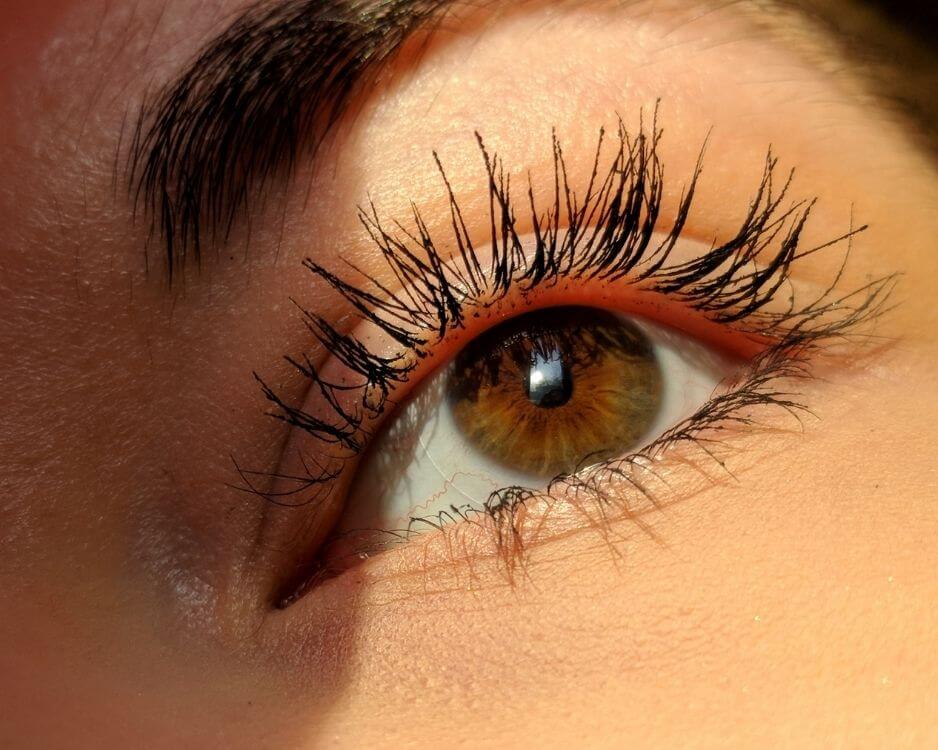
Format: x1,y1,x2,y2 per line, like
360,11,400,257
448,307,663,478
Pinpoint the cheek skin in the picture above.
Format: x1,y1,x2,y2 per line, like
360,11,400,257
279,356,938,747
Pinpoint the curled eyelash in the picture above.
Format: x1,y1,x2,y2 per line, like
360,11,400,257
243,112,895,601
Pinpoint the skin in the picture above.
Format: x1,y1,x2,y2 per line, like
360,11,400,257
1,0,936,747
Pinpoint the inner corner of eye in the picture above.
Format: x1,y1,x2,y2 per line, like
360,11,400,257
331,305,741,550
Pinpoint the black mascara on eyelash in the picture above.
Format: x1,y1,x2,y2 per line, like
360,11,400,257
238,110,895,604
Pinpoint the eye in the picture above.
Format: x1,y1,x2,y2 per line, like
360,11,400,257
335,305,741,552
255,119,892,604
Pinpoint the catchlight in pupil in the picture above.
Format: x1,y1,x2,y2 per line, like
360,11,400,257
448,307,663,478
525,348,573,408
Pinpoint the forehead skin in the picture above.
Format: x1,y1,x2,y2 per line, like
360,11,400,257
0,1,937,748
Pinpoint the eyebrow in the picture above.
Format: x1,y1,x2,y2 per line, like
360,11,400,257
129,0,455,279
128,0,936,280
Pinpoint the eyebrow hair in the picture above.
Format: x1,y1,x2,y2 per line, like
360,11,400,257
128,0,936,280
129,0,455,279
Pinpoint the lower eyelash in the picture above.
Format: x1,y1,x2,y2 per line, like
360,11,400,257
242,108,896,601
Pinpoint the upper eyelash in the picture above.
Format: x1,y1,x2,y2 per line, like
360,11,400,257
249,111,893,498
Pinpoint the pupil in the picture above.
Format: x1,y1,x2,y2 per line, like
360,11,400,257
525,348,573,408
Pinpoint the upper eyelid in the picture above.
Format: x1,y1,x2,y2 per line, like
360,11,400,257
300,120,869,353
125,0,937,283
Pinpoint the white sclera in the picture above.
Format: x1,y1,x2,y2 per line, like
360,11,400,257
341,313,741,533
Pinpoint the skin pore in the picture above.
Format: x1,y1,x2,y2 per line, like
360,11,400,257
1,1,936,747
